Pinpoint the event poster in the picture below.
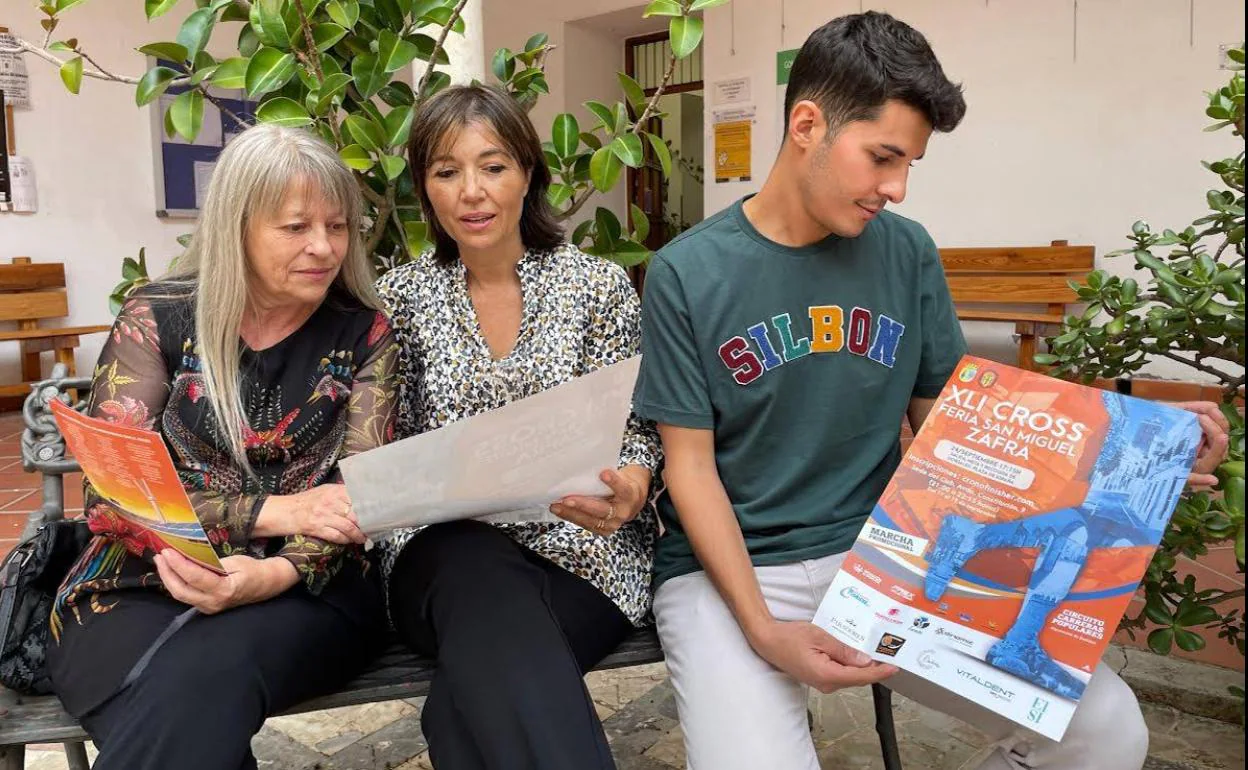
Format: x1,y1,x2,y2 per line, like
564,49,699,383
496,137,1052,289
51,400,224,573
814,356,1199,739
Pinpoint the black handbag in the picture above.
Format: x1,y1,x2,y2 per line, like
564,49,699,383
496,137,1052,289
0,519,92,695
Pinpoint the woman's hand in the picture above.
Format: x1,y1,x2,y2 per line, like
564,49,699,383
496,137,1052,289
550,465,651,536
154,550,299,614
1173,401,1231,488
255,484,366,545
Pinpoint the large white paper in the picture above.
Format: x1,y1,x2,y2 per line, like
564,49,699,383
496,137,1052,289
341,356,641,537
0,34,32,108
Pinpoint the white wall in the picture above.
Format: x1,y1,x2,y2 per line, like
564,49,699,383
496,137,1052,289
701,0,1245,379
1,4,194,384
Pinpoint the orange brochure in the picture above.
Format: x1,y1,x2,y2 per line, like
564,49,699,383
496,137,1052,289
50,399,225,574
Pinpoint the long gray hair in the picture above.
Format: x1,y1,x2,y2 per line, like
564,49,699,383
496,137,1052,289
163,123,380,471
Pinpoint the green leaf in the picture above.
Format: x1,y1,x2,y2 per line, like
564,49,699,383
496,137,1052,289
311,23,347,52
339,144,375,171
59,56,84,94
383,105,414,147
608,240,652,268
610,133,644,167
670,16,704,59
168,88,204,140
1147,627,1174,655
1224,477,1245,516
419,6,465,33
380,154,407,181
579,132,602,150
589,146,623,192
378,29,420,73
617,72,647,111
378,81,416,107
135,65,180,105
1174,628,1206,652
595,206,622,246
552,113,580,158
689,0,731,9
630,203,650,242
344,113,386,152
175,7,215,64
642,0,682,17
492,48,515,82
409,34,450,65
256,96,314,127
245,47,297,97
144,0,181,20
584,100,615,131
351,53,386,99
326,0,360,29
209,56,249,89
547,182,574,208
249,0,290,47
137,42,189,63
405,220,432,253
420,70,451,99
571,219,594,246
48,40,76,53
646,132,672,177
524,32,549,52
1175,602,1219,627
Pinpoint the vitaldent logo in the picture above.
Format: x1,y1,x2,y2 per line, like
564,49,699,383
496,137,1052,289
917,650,940,670
840,586,870,606
956,669,1016,702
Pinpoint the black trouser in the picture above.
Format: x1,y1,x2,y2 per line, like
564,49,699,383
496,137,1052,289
72,591,379,770
388,520,633,770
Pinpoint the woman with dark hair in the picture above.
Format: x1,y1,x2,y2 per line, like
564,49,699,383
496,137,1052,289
374,85,661,769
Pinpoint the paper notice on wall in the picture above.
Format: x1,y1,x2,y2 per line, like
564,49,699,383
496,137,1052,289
712,104,755,183
0,34,32,108
8,155,35,212
193,160,215,209
712,76,751,105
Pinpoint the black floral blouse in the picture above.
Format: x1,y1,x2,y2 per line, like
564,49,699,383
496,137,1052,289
49,284,398,715
374,245,662,625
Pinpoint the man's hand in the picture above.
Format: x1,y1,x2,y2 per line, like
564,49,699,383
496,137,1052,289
746,619,897,694
154,550,299,614
1173,401,1231,488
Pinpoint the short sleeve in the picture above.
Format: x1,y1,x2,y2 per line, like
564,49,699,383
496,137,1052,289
912,233,967,398
632,255,714,429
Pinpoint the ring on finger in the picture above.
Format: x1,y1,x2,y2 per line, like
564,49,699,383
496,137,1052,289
604,503,616,523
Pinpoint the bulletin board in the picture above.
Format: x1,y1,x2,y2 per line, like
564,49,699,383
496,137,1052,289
149,58,255,218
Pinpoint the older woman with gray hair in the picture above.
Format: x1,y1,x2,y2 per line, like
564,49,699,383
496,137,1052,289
46,123,398,770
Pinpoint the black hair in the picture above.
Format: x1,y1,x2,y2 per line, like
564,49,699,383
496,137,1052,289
783,11,966,138
408,85,563,266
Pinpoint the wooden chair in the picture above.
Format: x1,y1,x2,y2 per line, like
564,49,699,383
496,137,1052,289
938,240,1094,371
0,258,111,399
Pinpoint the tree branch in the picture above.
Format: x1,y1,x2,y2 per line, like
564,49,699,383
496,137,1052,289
2,35,159,86
417,0,470,98
560,48,681,223
365,185,397,256
1157,350,1238,383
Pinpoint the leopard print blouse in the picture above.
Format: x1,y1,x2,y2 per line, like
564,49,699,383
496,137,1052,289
374,244,662,625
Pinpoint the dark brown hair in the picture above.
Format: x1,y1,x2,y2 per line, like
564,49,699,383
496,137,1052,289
784,11,966,137
407,84,563,265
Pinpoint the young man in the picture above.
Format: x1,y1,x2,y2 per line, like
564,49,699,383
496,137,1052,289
634,12,1227,770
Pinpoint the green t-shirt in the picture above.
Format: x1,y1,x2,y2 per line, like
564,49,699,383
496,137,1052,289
634,197,967,588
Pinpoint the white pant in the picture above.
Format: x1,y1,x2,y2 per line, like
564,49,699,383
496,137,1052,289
654,551,1149,770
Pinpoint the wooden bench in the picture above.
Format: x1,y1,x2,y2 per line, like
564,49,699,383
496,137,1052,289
1,367,904,770
939,241,1094,371
0,258,111,400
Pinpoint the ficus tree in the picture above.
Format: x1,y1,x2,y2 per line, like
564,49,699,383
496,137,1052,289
4,0,726,304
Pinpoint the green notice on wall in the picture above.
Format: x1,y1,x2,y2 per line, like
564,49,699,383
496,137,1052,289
776,49,798,85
